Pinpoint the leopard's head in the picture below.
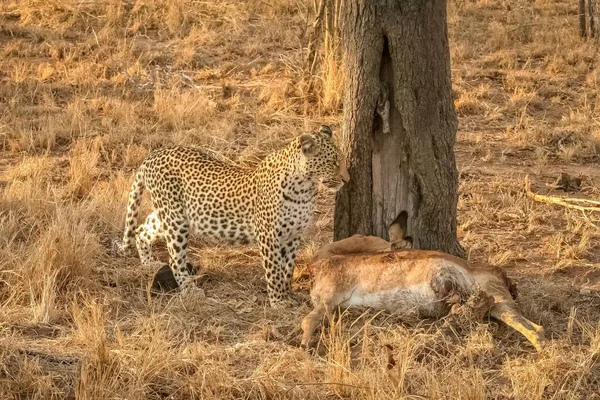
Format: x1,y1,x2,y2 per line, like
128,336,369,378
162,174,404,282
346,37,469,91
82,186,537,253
298,125,349,191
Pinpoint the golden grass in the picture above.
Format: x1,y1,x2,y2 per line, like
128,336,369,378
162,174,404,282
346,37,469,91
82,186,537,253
2,0,600,398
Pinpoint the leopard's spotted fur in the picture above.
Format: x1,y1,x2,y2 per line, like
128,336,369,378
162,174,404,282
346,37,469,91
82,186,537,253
115,126,348,306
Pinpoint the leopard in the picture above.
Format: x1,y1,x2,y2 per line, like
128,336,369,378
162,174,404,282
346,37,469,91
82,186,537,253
114,125,349,307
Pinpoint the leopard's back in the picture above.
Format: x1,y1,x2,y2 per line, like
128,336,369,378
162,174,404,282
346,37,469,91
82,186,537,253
142,146,257,244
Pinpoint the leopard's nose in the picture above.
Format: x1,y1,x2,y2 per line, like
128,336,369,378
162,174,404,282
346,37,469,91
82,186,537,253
341,170,350,183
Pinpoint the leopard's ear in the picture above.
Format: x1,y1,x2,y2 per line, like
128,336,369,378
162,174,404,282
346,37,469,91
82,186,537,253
318,125,333,139
300,133,319,156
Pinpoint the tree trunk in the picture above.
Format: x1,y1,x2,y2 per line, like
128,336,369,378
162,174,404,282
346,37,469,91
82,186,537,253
334,0,464,257
588,0,597,38
581,0,588,38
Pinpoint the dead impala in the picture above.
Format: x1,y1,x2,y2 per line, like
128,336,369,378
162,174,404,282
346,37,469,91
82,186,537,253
301,234,546,352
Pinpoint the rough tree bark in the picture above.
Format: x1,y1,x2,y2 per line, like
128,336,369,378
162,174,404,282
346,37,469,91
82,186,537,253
580,0,599,39
589,0,597,38
581,0,588,37
333,0,464,257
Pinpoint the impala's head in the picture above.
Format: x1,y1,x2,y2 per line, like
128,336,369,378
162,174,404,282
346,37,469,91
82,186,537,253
297,125,349,191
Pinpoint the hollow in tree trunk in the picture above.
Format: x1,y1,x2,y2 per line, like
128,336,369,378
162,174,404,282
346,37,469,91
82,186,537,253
333,0,464,257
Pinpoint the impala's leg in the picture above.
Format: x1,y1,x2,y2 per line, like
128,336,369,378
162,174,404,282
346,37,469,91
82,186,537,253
489,302,546,352
301,303,326,349
300,292,340,350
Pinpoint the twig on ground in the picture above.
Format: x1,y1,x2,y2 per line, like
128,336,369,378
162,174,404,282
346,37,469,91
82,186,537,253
524,177,600,212
506,23,542,34
8,348,80,365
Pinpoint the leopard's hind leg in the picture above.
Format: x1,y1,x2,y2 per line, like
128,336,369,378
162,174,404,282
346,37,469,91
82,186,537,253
135,210,163,267
160,210,194,291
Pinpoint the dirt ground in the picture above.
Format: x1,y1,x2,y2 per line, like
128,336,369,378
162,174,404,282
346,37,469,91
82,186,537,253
1,0,600,398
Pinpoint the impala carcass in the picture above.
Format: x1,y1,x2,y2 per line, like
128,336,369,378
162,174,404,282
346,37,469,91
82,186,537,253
301,235,546,352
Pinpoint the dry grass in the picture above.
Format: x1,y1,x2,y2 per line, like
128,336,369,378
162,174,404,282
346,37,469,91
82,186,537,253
2,0,600,398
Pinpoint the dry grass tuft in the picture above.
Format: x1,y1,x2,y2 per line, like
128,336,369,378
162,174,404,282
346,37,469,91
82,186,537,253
67,140,100,199
153,88,218,132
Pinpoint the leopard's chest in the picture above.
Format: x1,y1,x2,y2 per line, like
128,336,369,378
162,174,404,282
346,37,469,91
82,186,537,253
277,185,317,240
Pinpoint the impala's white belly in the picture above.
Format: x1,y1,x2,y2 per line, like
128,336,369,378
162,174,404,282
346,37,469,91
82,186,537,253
338,283,448,318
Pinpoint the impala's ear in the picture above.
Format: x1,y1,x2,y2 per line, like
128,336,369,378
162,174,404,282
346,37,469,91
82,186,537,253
300,133,319,156
319,125,333,139
388,211,408,243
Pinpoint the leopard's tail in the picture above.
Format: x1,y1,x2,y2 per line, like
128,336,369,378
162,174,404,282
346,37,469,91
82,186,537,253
113,167,145,256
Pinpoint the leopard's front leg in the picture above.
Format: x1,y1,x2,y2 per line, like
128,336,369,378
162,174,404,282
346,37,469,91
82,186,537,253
282,237,300,294
258,236,289,307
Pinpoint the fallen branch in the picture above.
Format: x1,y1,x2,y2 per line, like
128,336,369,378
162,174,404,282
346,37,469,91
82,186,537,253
524,177,600,212
556,197,600,206
7,348,80,365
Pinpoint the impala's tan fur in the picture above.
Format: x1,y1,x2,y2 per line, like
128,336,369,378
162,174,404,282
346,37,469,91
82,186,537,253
302,229,545,352
311,234,412,262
